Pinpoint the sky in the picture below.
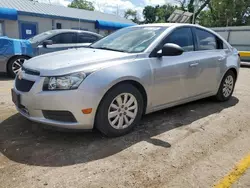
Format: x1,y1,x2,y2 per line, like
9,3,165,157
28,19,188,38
38,0,176,20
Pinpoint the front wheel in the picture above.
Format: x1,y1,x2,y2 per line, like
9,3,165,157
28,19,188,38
215,70,236,101
95,84,144,137
7,56,30,78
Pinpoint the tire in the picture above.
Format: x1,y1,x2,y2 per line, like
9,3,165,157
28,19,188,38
7,56,30,78
215,70,236,102
95,83,144,137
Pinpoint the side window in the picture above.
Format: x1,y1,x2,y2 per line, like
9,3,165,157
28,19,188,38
50,33,77,44
195,29,217,50
164,27,194,52
78,33,98,43
50,34,60,44
216,37,223,49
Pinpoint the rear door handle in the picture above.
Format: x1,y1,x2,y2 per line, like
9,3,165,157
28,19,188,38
189,63,199,67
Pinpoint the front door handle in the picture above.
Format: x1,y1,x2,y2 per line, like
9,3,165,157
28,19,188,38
189,63,199,67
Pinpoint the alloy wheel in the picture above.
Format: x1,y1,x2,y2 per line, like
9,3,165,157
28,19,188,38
108,93,138,130
222,75,234,98
12,58,25,74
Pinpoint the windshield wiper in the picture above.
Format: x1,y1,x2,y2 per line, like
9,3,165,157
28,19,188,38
92,47,126,53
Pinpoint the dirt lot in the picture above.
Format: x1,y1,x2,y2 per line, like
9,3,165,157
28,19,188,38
0,68,250,188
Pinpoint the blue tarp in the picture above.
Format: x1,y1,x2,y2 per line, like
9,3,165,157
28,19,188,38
0,37,33,56
0,7,18,20
95,20,135,30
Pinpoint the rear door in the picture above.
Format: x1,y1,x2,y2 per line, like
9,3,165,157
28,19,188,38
39,32,77,54
192,28,225,95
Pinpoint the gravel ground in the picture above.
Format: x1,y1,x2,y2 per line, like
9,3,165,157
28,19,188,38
0,68,250,188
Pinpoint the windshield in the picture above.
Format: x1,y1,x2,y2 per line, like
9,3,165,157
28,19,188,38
29,30,55,43
90,26,167,53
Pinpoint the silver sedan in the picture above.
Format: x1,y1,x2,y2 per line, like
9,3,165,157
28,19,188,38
12,23,240,137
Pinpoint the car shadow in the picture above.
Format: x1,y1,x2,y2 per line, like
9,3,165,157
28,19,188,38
0,73,13,81
0,97,239,167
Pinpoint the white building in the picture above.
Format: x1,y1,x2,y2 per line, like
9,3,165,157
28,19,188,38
0,0,135,39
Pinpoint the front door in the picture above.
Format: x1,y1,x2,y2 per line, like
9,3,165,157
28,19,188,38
150,27,201,108
38,32,77,55
20,22,37,39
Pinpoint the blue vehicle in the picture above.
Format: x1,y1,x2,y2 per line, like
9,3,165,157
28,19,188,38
0,29,102,77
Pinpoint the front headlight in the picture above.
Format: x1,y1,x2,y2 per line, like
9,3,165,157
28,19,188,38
43,72,86,91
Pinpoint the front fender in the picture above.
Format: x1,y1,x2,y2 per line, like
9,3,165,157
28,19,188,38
0,37,33,57
78,59,153,116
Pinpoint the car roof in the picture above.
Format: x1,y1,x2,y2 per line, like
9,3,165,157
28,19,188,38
135,23,181,27
133,23,211,31
46,29,103,37
133,23,220,38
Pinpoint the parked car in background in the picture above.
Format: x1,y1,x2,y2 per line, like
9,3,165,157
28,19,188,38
0,29,103,77
12,23,240,137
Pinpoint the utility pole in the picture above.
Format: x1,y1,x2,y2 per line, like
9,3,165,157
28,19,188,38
76,4,80,30
116,4,119,16
192,0,198,24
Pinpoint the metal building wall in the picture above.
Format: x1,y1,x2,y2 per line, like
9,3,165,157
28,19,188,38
212,26,250,51
3,15,99,39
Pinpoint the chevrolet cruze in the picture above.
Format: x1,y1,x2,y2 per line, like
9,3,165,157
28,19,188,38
0,29,102,77
12,24,240,137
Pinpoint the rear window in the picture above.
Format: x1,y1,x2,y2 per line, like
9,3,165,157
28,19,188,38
195,28,217,51
78,33,98,43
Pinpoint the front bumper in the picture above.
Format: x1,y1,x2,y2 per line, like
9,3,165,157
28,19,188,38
13,74,99,130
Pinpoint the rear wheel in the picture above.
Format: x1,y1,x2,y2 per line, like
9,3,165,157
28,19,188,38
215,70,236,101
7,56,30,78
95,83,144,137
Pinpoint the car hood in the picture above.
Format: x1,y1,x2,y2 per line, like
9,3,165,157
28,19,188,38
23,48,137,76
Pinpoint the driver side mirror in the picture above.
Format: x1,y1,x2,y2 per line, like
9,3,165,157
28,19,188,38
157,43,184,57
42,40,53,48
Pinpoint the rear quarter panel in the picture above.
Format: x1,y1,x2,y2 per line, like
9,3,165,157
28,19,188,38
217,48,240,91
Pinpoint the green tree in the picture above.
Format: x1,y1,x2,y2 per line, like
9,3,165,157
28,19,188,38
124,9,137,19
155,4,178,23
68,0,95,11
198,0,250,27
177,0,211,22
124,9,140,23
143,4,178,23
143,6,156,23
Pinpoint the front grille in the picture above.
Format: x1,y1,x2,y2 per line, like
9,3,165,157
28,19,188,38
42,110,77,123
15,78,35,92
22,67,40,76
